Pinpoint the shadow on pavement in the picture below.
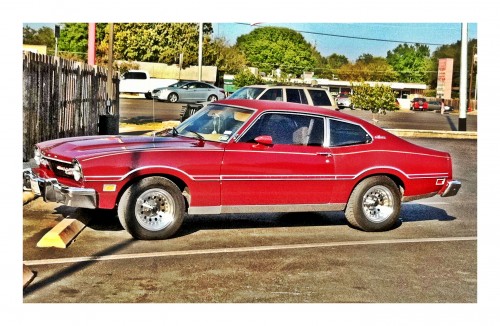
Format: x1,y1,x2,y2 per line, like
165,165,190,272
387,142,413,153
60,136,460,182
74,204,455,238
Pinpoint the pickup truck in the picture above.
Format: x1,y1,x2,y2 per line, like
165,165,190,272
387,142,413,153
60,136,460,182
119,70,178,99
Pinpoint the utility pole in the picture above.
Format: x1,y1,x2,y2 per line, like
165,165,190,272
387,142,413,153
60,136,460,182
458,23,468,131
88,23,96,65
106,23,114,103
54,25,60,57
468,44,476,112
198,23,203,81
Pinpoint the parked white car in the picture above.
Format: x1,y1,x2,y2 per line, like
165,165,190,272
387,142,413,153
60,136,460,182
119,70,177,99
227,85,338,109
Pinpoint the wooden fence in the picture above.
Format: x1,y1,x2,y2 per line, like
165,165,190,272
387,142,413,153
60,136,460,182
23,52,120,161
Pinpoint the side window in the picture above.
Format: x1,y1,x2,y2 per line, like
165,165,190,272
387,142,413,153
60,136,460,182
239,113,324,146
124,72,147,79
286,89,308,104
309,89,333,106
259,89,283,101
329,119,371,147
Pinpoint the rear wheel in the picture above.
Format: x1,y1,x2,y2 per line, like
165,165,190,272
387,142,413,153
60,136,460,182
207,95,218,102
118,177,185,240
168,93,179,103
345,176,401,231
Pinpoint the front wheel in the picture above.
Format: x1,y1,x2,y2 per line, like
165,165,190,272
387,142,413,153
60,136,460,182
118,177,185,240
168,93,179,103
345,176,401,232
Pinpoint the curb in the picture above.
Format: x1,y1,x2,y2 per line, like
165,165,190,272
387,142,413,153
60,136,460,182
387,129,477,140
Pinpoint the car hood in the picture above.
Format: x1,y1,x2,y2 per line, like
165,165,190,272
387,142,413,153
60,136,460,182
37,135,202,162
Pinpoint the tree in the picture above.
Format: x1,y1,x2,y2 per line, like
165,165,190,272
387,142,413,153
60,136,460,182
327,53,349,69
233,69,264,88
351,83,398,115
23,26,56,53
236,27,317,77
386,43,431,83
57,23,214,66
336,55,397,82
204,37,247,74
112,23,213,66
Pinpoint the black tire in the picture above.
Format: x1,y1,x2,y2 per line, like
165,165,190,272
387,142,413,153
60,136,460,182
207,95,218,102
118,176,185,240
145,92,152,99
345,176,401,232
168,93,179,103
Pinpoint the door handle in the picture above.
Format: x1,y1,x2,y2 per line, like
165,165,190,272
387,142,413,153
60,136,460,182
316,152,333,157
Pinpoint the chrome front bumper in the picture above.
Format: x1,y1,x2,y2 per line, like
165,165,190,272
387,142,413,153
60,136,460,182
439,180,462,197
23,169,97,209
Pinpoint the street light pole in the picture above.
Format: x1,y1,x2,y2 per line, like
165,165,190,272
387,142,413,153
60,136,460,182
458,23,468,131
468,44,476,112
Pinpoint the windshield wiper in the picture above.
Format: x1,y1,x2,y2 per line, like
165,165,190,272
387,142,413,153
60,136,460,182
187,130,204,141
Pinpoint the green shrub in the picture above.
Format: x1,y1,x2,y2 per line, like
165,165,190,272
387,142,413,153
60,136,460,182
351,83,398,114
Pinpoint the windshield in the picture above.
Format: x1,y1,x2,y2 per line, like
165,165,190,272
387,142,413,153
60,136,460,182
169,81,190,88
175,104,254,142
228,87,266,99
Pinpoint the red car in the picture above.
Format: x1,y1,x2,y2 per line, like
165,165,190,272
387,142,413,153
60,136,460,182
23,99,461,240
411,97,429,111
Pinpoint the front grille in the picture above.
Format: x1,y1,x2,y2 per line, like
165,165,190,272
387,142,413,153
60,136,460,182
48,160,74,179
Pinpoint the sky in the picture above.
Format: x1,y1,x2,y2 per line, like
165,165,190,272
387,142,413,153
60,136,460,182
213,23,477,61
24,22,477,62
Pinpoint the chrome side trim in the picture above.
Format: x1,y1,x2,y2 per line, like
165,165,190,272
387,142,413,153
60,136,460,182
188,203,346,215
402,192,438,202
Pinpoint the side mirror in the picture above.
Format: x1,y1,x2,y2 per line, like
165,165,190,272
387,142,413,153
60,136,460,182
254,135,273,146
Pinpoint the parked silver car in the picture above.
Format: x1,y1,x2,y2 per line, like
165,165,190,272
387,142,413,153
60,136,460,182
152,81,226,103
427,100,454,112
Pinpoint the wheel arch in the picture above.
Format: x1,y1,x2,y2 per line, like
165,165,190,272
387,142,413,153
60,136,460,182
116,172,190,212
351,170,406,198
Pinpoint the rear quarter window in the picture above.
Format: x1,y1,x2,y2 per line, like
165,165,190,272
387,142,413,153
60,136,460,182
308,89,333,106
329,119,371,147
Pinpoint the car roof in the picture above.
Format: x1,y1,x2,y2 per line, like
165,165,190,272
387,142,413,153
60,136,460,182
242,85,328,91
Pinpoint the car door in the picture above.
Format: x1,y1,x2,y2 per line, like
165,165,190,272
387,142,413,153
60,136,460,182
221,112,335,207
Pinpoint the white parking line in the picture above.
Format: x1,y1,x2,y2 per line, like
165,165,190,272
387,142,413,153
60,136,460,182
23,236,476,267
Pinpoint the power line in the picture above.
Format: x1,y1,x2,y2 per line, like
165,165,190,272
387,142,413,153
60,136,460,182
236,23,445,46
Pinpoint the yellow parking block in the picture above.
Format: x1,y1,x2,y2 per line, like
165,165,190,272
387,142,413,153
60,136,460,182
37,216,90,248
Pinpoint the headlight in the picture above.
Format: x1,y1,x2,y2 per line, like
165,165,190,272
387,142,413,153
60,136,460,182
73,161,83,181
34,147,41,165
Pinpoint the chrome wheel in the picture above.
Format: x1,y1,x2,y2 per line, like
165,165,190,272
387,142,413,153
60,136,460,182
135,188,175,231
361,185,395,223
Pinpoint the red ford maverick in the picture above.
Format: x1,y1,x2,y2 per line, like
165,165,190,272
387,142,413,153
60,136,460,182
23,99,461,240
